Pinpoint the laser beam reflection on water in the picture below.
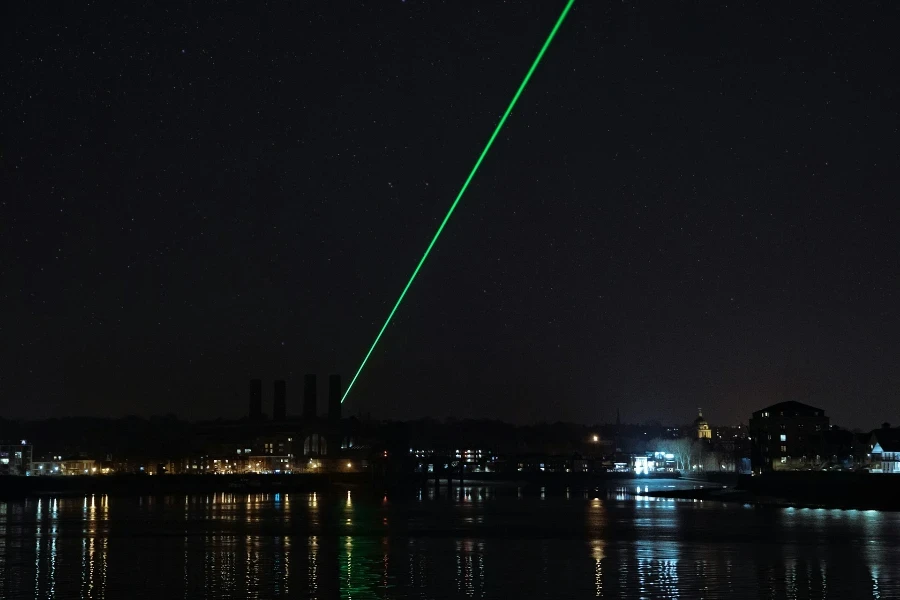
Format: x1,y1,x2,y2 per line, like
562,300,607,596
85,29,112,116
341,0,577,404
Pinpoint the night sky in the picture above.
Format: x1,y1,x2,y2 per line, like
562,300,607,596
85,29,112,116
4,1,898,428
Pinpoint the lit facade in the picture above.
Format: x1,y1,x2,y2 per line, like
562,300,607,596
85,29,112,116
32,461,63,475
869,442,900,473
694,410,712,439
869,428,900,473
246,455,293,474
61,459,99,475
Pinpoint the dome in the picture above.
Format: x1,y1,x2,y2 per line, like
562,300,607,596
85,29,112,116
694,409,712,439
693,409,709,427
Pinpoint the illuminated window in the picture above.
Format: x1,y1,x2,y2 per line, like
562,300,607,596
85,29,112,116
780,434,787,442
780,445,787,452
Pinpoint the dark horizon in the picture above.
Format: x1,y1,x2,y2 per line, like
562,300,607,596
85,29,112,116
1,403,873,433
4,1,899,429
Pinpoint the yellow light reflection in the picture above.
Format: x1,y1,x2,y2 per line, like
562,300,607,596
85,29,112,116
308,536,319,596
590,540,605,597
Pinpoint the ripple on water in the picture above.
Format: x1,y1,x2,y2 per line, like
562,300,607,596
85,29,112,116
1,488,898,598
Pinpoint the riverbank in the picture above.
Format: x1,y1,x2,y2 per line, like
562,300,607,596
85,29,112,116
0,471,686,500
642,472,900,510
0,473,372,499
640,486,802,508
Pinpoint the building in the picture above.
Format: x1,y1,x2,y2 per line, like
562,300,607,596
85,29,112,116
328,374,341,422
249,378,263,420
246,455,294,474
694,409,712,439
61,458,99,475
273,380,287,421
821,428,866,470
748,401,829,473
32,460,63,475
0,441,33,476
633,452,677,475
713,424,748,443
869,427,900,473
303,374,317,419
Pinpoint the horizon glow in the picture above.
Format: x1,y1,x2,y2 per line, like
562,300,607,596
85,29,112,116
342,0,577,404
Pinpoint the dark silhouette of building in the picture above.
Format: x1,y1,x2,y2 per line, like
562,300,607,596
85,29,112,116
328,375,341,422
821,428,864,469
303,374,317,420
615,407,621,452
273,380,286,421
749,401,829,473
249,379,262,420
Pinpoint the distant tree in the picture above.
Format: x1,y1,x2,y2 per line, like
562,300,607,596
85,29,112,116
701,449,724,472
647,437,670,454
662,438,694,472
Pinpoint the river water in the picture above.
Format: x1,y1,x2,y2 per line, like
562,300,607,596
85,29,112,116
1,480,898,599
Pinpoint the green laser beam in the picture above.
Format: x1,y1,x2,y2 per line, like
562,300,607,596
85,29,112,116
342,0,576,404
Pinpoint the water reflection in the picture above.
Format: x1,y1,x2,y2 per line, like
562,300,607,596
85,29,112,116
340,536,384,599
7,487,900,598
455,539,485,597
634,541,680,598
81,495,109,598
590,540,605,597
308,535,319,597
587,496,605,597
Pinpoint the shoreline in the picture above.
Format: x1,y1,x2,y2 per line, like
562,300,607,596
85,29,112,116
641,485,900,511
0,471,693,500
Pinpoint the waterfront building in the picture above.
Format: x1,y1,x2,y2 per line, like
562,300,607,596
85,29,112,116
246,455,294,474
0,441,33,476
748,401,829,473
869,426,900,473
61,458,99,475
31,460,63,475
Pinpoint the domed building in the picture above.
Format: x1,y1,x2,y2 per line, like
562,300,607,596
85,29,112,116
694,409,712,439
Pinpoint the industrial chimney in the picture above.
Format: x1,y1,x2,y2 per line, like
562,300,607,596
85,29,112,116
249,379,262,420
273,380,286,421
303,374,317,419
328,374,341,422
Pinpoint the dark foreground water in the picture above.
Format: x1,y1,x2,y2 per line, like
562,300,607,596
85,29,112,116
1,480,898,599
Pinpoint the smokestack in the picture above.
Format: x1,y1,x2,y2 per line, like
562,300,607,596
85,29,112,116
273,380,286,421
303,374,317,419
328,374,341,422
249,379,262,420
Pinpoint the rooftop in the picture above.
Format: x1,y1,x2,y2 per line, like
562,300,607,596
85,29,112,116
751,401,826,418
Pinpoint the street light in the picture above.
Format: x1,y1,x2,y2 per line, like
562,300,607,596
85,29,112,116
592,435,599,442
